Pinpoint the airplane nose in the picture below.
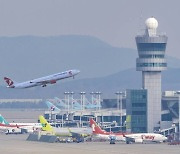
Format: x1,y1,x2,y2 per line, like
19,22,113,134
75,70,80,74
71,69,80,75
163,136,168,141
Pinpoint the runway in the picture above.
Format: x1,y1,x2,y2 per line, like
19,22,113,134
0,134,179,154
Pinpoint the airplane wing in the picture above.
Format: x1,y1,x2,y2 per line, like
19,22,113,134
68,128,89,138
30,80,56,84
123,135,143,144
69,131,80,138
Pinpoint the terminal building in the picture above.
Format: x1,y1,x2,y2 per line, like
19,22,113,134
126,89,147,133
0,91,179,138
42,90,179,136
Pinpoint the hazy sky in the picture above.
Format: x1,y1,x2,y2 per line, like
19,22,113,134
0,0,179,57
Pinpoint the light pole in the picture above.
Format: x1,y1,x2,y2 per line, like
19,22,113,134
80,92,86,111
115,91,123,131
80,92,86,127
64,91,70,116
61,114,64,127
95,92,101,111
70,92,74,110
90,92,94,105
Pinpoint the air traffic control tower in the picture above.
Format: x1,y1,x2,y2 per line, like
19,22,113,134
136,17,168,132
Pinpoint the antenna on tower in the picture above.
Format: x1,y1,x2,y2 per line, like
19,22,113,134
138,10,144,35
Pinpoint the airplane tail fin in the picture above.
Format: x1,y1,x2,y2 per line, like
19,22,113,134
90,118,106,134
72,99,81,109
39,115,54,134
54,97,67,108
45,101,61,112
54,97,61,102
4,77,15,87
0,114,9,125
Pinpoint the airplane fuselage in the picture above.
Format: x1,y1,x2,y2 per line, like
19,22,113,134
0,122,42,133
125,133,167,143
93,133,125,141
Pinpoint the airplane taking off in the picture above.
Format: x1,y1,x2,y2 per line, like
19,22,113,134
90,118,125,141
4,69,80,88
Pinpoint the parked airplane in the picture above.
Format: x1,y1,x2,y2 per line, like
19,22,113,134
90,118,125,141
55,97,101,110
71,98,101,110
39,115,91,137
90,119,167,143
45,101,61,112
4,69,80,88
54,97,81,110
0,114,42,134
124,133,167,144
84,98,101,109
0,114,21,134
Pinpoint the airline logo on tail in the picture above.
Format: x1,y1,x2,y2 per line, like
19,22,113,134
4,77,14,87
51,106,55,111
90,118,105,134
39,115,54,134
45,101,61,112
90,118,126,141
0,114,9,125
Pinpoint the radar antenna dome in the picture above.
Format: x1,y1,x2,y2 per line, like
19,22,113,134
145,17,158,29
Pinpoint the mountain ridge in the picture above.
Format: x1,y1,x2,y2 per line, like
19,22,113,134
0,35,180,98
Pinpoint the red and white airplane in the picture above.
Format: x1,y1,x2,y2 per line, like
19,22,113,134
124,133,167,144
4,69,80,88
90,118,125,141
0,114,42,134
90,118,167,143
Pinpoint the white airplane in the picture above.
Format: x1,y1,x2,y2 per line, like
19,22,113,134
90,118,125,141
4,69,80,88
124,133,167,144
90,119,167,144
0,114,42,134
45,100,61,112
39,115,92,137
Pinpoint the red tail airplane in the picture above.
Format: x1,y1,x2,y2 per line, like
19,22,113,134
89,118,125,141
90,118,167,144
